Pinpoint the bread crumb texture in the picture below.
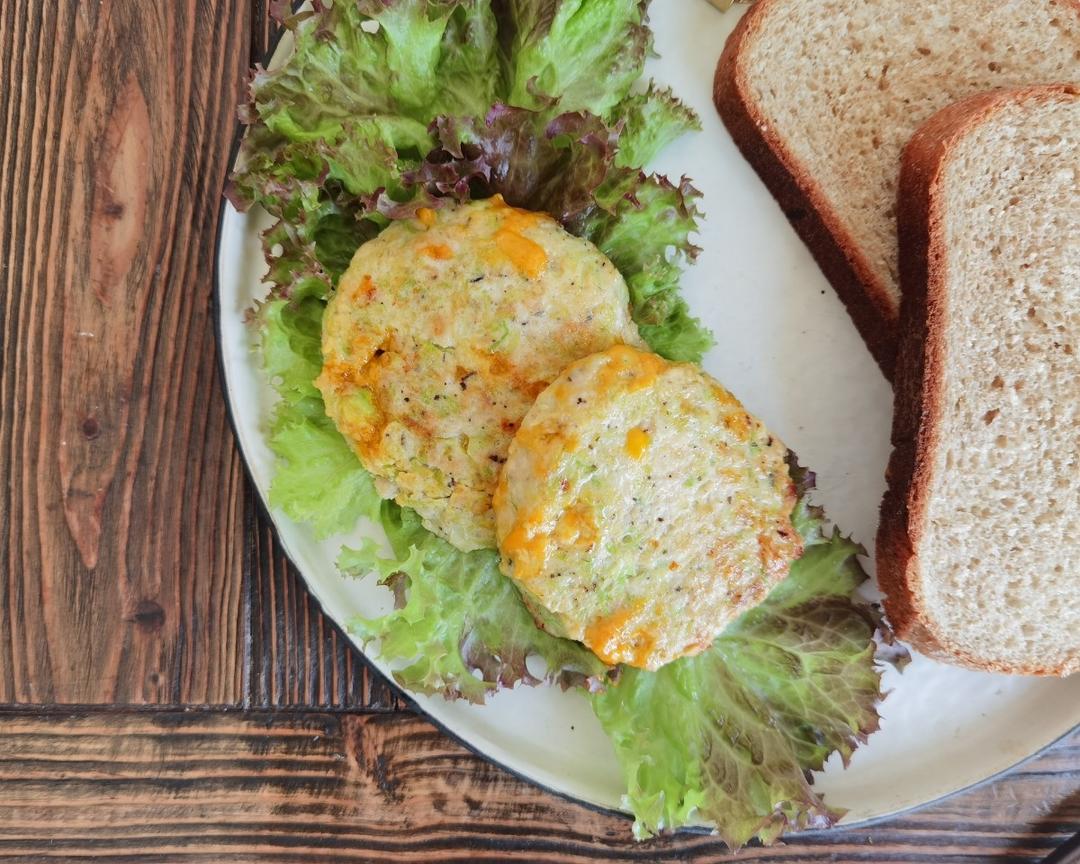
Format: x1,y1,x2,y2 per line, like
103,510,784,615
918,92,1079,674
742,0,1080,317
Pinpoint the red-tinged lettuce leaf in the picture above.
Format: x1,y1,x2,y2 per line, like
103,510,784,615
256,195,377,309
229,1,707,365
259,216,333,304
400,106,622,228
393,104,713,361
228,0,701,220
340,502,608,703
589,463,905,845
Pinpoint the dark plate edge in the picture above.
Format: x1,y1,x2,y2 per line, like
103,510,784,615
208,3,1080,846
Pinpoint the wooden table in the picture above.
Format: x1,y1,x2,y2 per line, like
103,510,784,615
1,2,1076,861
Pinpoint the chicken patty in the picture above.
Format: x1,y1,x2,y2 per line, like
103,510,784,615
493,344,802,670
316,197,644,551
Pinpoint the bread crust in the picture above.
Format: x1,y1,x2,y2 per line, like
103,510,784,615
877,84,1080,676
713,0,900,380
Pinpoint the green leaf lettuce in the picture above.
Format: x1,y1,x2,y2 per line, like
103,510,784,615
340,503,607,703
259,289,382,537
497,0,651,116
590,468,890,844
615,83,702,169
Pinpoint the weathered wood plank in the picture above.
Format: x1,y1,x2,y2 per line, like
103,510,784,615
0,0,391,708
0,711,1074,863
245,511,400,710
0,0,245,704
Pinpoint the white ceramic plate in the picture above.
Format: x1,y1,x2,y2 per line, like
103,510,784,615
215,3,1080,830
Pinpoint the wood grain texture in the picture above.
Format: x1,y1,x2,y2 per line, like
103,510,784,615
0,0,393,708
245,512,399,710
0,710,1073,863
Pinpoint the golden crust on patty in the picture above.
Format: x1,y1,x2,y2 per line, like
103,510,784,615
316,197,644,551
494,345,802,670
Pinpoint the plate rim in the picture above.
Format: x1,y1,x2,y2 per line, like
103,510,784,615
210,5,1080,839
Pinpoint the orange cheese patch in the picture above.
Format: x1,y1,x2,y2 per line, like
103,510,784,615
553,505,597,549
489,193,546,230
487,194,550,277
494,227,547,278
501,509,550,584
348,274,377,303
421,243,453,260
585,601,655,667
624,426,651,459
597,344,667,394
514,423,577,479
416,207,437,228
318,361,356,390
514,423,578,458
723,410,752,437
630,629,657,667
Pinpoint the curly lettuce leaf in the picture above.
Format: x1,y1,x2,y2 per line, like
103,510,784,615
357,0,501,118
261,217,331,304
584,174,710,361
586,173,701,271
230,0,500,217
268,412,383,537
340,503,607,703
625,260,712,362
230,1,708,360
498,0,651,117
615,83,702,169
589,468,893,845
259,296,324,410
260,292,382,537
308,207,377,281
323,116,433,197
229,1,700,210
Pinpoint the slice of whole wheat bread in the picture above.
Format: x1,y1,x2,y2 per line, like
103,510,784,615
877,84,1080,676
713,0,1080,378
